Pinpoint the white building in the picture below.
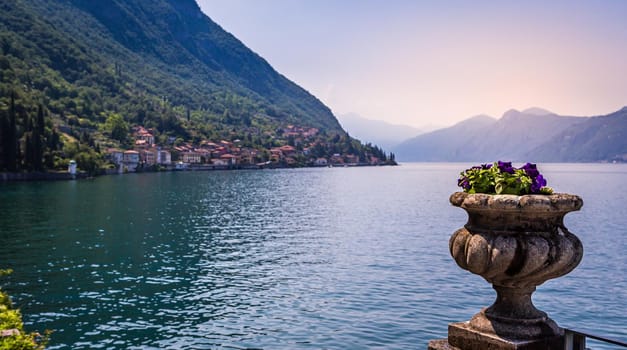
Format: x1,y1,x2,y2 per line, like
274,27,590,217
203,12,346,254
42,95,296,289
123,150,140,172
157,150,172,165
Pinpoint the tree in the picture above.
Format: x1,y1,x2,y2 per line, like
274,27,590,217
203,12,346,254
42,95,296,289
23,133,34,170
32,104,45,171
0,110,6,169
5,93,17,171
103,113,129,142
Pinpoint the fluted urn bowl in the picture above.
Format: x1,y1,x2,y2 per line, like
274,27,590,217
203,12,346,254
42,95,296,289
449,192,583,340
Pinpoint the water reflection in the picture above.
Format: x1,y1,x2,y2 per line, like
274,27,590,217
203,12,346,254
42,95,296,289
0,164,625,349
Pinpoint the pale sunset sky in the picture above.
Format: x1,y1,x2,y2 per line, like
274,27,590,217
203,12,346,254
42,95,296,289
197,0,627,127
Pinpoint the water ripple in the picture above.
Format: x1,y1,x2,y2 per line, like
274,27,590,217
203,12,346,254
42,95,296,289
0,165,625,349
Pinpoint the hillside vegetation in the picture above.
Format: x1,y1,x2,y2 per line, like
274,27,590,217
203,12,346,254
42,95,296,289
0,0,392,173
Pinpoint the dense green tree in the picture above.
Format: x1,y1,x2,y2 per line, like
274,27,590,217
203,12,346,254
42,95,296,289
32,104,45,171
4,93,18,171
102,113,129,143
0,111,6,169
23,133,34,171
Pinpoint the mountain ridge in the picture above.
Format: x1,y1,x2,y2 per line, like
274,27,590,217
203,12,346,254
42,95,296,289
394,107,626,163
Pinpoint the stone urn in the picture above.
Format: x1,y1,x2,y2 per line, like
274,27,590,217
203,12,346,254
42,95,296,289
429,192,583,350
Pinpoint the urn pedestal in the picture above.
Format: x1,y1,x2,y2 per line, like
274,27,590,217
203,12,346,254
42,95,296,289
429,192,583,350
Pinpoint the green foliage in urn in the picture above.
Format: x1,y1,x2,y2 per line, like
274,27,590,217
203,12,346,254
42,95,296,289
457,161,554,195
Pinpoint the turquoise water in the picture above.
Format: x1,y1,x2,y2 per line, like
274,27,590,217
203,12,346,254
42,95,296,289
1,163,625,349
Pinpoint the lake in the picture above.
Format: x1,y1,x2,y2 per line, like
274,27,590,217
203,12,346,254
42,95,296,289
1,163,625,349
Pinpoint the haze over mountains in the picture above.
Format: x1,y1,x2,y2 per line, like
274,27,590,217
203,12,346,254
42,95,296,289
393,107,627,163
337,113,431,150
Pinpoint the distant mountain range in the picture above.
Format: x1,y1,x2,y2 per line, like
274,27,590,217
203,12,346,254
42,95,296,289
337,113,431,150
393,107,627,163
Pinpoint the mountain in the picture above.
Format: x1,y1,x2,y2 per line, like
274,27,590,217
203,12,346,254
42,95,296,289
0,0,341,131
392,114,497,161
393,107,627,163
527,107,627,162
337,113,426,150
1,0,396,172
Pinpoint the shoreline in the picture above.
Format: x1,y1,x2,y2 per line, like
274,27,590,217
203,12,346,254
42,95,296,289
0,162,397,182
0,171,89,182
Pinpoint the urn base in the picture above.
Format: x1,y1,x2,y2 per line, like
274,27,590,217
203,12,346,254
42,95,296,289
469,305,561,340
428,322,564,350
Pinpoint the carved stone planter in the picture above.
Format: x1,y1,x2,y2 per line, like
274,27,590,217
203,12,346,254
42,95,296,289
429,192,583,350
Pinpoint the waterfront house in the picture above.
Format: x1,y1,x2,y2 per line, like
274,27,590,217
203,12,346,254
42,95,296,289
220,154,238,165
157,150,172,165
141,149,157,166
106,148,124,166
123,150,140,172
194,148,212,163
181,151,202,164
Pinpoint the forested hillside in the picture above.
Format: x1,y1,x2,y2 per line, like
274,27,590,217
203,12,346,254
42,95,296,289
0,0,392,174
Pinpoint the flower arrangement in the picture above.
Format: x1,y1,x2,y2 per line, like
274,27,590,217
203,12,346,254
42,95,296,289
457,161,554,195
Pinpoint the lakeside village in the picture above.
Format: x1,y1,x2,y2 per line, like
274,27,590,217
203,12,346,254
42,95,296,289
101,124,394,175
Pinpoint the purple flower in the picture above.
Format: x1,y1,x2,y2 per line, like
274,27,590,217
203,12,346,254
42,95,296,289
481,163,492,170
536,174,546,187
530,182,541,193
530,174,547,193
457,176,470,190
521,162,539,178
497,161,514,174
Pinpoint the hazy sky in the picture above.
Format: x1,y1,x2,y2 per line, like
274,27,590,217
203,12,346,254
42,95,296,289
197,0,627,127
